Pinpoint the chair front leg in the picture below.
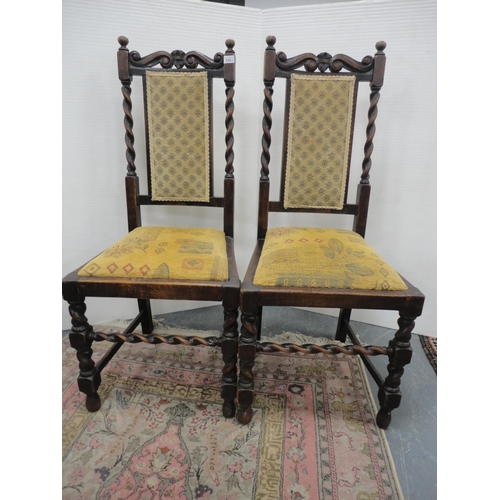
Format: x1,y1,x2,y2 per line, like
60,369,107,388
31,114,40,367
237,309,258,425
221,306,239,418
377,315,415,429
68,300,102,412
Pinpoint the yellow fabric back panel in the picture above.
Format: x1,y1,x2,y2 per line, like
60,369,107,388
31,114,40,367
146,71,210,202
78,226,228,281
284,74,356,210
253,227,407,290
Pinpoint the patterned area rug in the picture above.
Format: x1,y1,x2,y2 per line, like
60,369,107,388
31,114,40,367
63,322,404,499
419,336,437,374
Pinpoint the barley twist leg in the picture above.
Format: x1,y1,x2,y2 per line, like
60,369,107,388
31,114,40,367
68,300,102,412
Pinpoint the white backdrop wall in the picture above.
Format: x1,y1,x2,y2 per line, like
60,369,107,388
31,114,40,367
62,0,437,337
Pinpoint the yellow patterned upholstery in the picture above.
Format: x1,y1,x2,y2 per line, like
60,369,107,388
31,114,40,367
78,227,228,281
253,227,407,290
284,74,356,210
146,71,210,202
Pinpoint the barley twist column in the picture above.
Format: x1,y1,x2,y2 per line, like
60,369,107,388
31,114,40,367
237,311,259,425
376,315,414,429
221,307,238,418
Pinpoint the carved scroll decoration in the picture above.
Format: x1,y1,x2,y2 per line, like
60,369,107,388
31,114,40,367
129,49,224,70
276,51,374,73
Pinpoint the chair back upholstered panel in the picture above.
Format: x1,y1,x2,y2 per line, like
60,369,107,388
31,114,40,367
257,36,386,239
117,37,236,236
284,74,357,210
145,71,210,202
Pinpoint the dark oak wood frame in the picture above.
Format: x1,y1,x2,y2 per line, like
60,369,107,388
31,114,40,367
62,37,240,418
237,36,425,429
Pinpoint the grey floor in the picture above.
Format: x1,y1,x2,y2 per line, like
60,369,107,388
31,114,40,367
63,305,436,500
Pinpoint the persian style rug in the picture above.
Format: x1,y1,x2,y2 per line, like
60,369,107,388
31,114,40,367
419,336,437,374
63,321,404,499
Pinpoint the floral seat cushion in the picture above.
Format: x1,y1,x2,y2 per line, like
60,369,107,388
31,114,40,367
253,227,407,290
78,226,228,281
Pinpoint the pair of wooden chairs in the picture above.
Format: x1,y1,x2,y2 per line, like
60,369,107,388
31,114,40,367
62,36,424,429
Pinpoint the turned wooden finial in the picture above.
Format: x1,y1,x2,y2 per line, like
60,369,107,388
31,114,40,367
371,40,386,90
118,36,129,48
118,36,129,49
117,36,131,83
266,35,276,47
224,38,236,86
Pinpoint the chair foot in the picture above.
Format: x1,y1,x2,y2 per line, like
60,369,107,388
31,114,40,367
68,300,103,412
222,400,236,418
236,406,253,425
85,392,101,412
376,408,391,429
